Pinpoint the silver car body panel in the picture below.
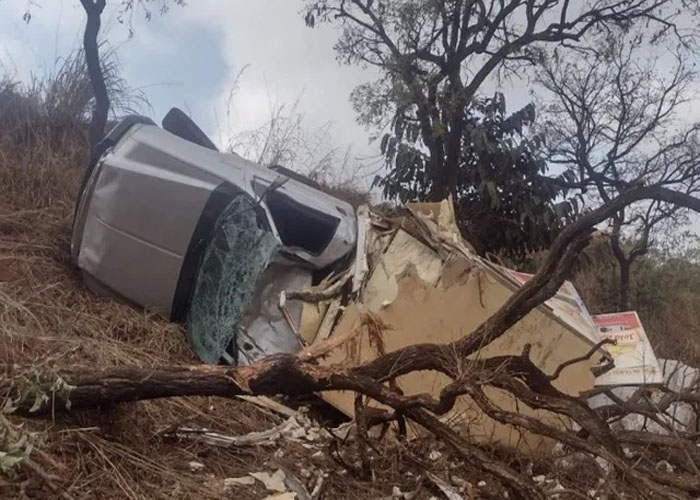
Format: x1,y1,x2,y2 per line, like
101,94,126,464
72,122,356,324
236,263,311,365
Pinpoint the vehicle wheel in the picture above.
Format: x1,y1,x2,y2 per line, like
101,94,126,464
162,107,218,151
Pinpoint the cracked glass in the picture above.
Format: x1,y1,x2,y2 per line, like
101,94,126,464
186,195,280,363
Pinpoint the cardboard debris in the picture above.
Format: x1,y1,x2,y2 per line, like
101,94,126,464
224,476,256,487
300,202,614,453
188,461,205,472
591,311,663,386
425,472,466,500
250,470,288,493
272,199,675,452
269,459,313,500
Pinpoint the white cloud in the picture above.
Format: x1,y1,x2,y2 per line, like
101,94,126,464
164,0,382,162
1,0,386,186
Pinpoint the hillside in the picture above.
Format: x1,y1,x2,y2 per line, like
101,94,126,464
2,66,700,500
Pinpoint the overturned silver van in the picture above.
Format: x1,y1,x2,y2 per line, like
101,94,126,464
71,109,357,366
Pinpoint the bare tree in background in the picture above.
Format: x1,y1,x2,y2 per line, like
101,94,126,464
538,30,700,310
304,0,700,202
74,0,185,150
78,0,109,151
228,95,338,175
225,91,372,203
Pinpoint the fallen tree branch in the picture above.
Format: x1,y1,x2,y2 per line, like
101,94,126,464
617,430,700,467
548,339,616,382
466,382,700,498
404,406,545,500
353,394,372,480
4,185,700,498
596,387,700,421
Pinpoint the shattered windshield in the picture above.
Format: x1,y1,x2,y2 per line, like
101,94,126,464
186,195,280,364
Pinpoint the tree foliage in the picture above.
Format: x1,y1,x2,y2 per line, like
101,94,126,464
376,91,580,257
304,0,700,255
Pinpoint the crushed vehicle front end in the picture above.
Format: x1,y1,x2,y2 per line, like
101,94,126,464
71,112,357,366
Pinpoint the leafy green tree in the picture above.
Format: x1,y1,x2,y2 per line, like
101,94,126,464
304,0,698,254
378,91,579,256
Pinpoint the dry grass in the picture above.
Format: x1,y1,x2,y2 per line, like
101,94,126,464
0,57,448,500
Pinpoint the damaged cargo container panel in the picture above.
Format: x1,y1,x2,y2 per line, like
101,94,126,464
591,311,663,386
307,202,613,453
498,269,600,347
499,273,664,387
71,113,356,364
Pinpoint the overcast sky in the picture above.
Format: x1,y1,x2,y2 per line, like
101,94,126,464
0,0,536,185
0,1,381,178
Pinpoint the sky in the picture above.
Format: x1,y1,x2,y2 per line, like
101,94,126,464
0,0,389,180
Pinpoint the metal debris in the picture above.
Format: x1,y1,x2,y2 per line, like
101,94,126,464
270,459,311,500
170,413,333,448
426,472,465,500
173,417,299,447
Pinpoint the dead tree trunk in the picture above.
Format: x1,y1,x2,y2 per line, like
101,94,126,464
80,0,109,151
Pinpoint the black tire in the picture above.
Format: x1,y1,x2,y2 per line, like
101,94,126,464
162,107,218,151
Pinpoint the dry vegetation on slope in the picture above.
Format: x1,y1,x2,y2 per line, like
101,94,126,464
2,52,700,500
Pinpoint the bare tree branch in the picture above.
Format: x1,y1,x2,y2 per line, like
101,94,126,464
79,0,109,150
